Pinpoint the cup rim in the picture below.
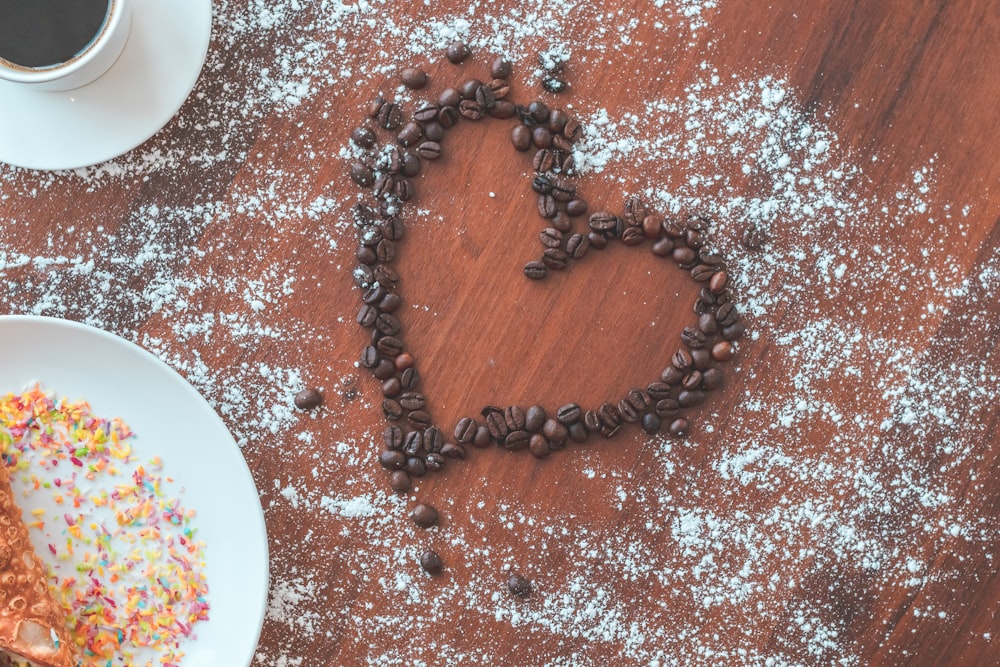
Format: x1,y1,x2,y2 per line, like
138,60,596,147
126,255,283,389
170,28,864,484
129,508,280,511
0,0,124,84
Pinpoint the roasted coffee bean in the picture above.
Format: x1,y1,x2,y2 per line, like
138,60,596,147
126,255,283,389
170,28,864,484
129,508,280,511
684,229,704,249
709,270,729,294
459,78,482,99
351,125,376,148
407,456,427,477
473,425,492,448
399,391,425,411
548,211,570,232
540,227,563,248
655,398,680,418
382,377,401,398
412,103,439,124
400,66,428,89
672,246,698,267
403,431,424,457
376,335,404,357
360,345,379,368
400,367,420,390
382,399,403,421
491,56,513,79
440,442,466,459
678,389,706,408
565,198,587,217
565,233,589,259
551,134,573,152
642,213,664,239
624,388,650,411
349,162,375,187
523,261,547,280
622,197,647,226
722,321,746,341
711,340,734,362
681,371,703,391
699,252,725,266
532,173,553,194
407,410,432,429
376,313,401,336
401,151,422,177
459,99,485,120
377,238,397,262
437,105,459,129
367,95,387,118
681,326,706,349
588,211,618,233
618,399,640,423
556,403,582,424
374,359,398,381
702,367,725,390
420,550,443,575
548,108,569,133
742,224,765,249
598,402,622,428
378,102,403,130
698,312,719,335
583,410,601,432
599,421,622,438
641,412,661,434
542,248,569,270
294,388,323,410
397,121,423,146
529,434,550,459
379,449,406,470
438,87,462,107
455,417,478,444
475,84,497,109
651,237,675,258
484,409,509,440
423,426,444,453
511,124,532,151
672,349,693,371
669,418,690,438
395,352,414,371
621,226,645,246
504,406,527,431
504,430,531,451
411,503,439,528
428,451,447,471
691,264,717,282
523,405,546,432
388,469,411,493
692,348,712,370
488,100,516,118
413,142,442,162
528,100,550,123
373,264,399,287
562,118,581,141
385,424,404,450
542,77,567,93
422,121,445,141
531,126,553,148
647,382,672,400
445,40,471,63
357,304,378,328
394,177,414,201
662,217,684,238
507,574,532,598
533,149,556,173
542,418,568,445
716,302,738,326
567,422,589,443
537,194,558,219
373,173,394,199
587,231,609,250
381,216,405,240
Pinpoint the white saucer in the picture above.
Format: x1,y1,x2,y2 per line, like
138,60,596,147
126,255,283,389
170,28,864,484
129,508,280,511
0,0,212,171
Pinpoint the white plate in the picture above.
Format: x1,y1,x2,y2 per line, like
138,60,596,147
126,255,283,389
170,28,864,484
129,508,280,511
0,0,212,171
0,315,268,667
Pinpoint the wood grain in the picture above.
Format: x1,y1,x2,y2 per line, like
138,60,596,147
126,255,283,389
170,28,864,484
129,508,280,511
1,1,998,665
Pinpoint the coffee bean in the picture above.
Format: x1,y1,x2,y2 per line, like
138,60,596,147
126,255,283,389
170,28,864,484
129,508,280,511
624,388,650,411
524,405,547,432
669,418,690,438
504,430,531,451
511,125,532,151
294,387,323,410
618,399,640,423
416,141,442,159
588,211,618,233
598,402,622,428
672,349,693,370
440,442,466,459
642,213,664,239
378,102,403,130
722,321,746,341
568,421,589,442
542,418,568,445
382,399,403,421
376,313,401,336
562,118,581,141
424,426,444,453
547,211,570,232
586,230,609,250
531,126,553,148
382,377,401,397
621,227,645,246
537,194,558,219
491,56,513,79
680,326,706,349
473,425,492,448
446,40,471,63
691,348,712,370
651,237,675,257
420,550,443,575
716,302,738,326
438,87,462,108
742,224,765,249
711,340,734,362
547,109,569,133
507,574,532,598
528,100,550,123
423,121,445,141
641,412,661,434
565,198,587,217
484,409,509,440
400,66,428,89
475,85,497,110
681,371,703,391
437,105,459,129
647,382,672,400
698,312,719,335
565,233,589,259
543,77,567,93
349,162,375,187
351,125,376,148
411,503,439,528
373,360,396,381
385,424,404,450
583,410,601,432
459,99,485,120
540,227,564,248
504,406,527,431
702,367,725,390
691,264,717,282
488,100,516,119
556,403,582,424
389,470,411,493
400,151,422,177
709,270,729,294
678,389,705,408
542,248,569,270
403,431,424,457
529,434,550,459
379,449,406,470
407,456,427,477
407,410,432,429
672,246,697,267
524,261,548,280
400,367,420,390
356,246,376,264
397,121,423,146
457,78,481,99
412,103,439,124
655,398,680,418
685,229,704,249
367,95,386,118
455,417,478,444
376,335,403,357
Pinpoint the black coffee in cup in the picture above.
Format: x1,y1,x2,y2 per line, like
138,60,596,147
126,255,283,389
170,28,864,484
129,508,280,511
0,0,111,69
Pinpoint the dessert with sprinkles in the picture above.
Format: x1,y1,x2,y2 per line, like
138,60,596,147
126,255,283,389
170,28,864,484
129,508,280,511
0,387,209,667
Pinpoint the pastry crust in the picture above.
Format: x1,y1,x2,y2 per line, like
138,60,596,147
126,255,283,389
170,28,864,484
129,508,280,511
0,464,76,667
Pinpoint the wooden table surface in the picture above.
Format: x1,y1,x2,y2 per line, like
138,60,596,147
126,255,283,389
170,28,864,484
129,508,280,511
1,1,998,665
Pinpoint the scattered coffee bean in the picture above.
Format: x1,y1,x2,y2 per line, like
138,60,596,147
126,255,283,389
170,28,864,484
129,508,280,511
445,40,470,63
507,574,533,598
420,550,443,575
411,503,440,528
294,387,323,410
400,66,428,89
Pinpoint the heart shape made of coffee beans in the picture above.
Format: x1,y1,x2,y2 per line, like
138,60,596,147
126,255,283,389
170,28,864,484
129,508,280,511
347,50,747,494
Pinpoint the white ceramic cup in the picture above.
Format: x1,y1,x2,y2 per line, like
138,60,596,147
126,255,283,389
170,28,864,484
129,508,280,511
0,0,132,92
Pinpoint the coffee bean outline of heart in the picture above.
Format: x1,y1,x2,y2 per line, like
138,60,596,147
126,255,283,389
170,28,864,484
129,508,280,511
348,56,747,494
